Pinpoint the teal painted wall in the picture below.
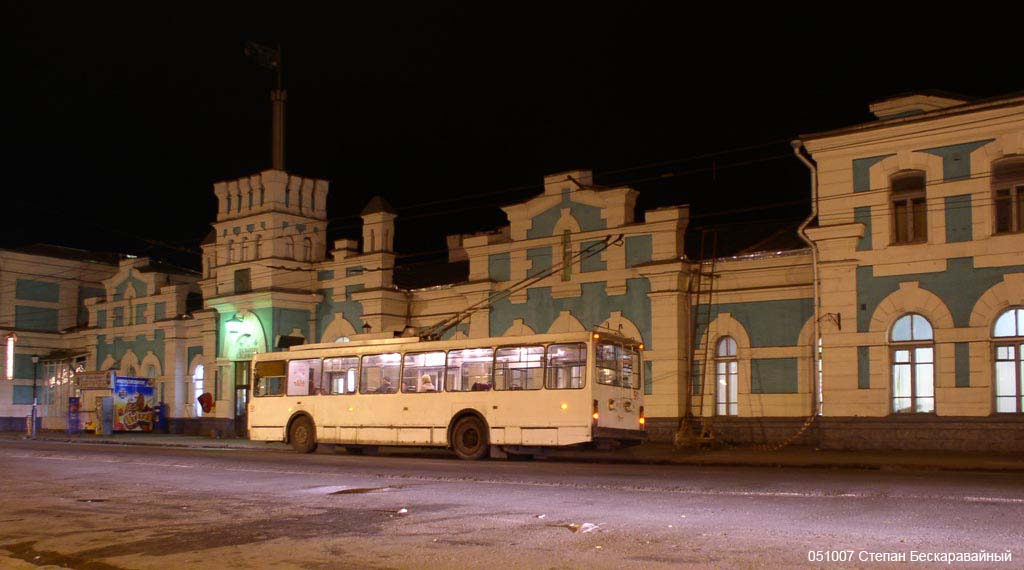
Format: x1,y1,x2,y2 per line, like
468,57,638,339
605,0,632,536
853,154,895,193
857,346,870,389
275,308,310,343
854,206,873,251
14,354,36,379
96,309,107,328
489,278,652,347
488,253,511,281
112,306,124,327
527,247,552,277
955,342,970,387
750,358,798,393
856,258,1024,331
153,302,166,321
15,306,58,331
643,360,653,395
16,279,59,302
694,299,814,348
315,286,365,341
916,139,994,181
95,329,166,371
135,304,147,325
441,324,470,340
78,286,105,326
692,361,701,395
113,271,148,301
580,240,607,273
526,189,606,239
944,194,972,243
625,235,653,267
187,346,203,368
317,270,335,281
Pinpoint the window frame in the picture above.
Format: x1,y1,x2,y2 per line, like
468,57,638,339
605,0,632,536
889,314,936,414
890,170,928,245
714,336,738,416
992,307,1024,414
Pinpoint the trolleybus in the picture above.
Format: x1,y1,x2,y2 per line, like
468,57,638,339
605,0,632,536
247,330,646,459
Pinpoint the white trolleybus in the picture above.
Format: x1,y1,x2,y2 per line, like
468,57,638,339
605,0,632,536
247,330,646,459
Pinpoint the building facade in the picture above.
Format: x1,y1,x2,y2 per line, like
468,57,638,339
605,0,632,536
2,91,1022,451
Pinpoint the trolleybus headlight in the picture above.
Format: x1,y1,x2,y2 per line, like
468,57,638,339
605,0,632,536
623,400,633,412
607,399,616,411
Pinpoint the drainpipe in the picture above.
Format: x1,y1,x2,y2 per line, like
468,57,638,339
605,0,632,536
792,140,822,416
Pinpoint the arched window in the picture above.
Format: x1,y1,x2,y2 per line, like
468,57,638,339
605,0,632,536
715,336,738,416
891,313,934,413
240,237,249,261
302,237,312,262
993,308,1024,413
254,235,262,259
285,188,291,208
145,364,157,378
993,158,1024,234
236,191,242,213
285,237,294,260
227,240,235,264
259,184,265,206
248,189,253,209
891,170,927,244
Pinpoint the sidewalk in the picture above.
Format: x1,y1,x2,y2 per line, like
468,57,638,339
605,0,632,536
3,430,1022,472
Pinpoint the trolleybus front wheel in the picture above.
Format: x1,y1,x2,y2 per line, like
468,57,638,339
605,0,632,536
452,416,489,460
289,415,318,454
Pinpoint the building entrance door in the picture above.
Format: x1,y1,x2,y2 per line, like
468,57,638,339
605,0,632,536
234,361,250,437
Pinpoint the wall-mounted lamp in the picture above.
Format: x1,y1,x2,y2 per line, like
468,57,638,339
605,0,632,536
361,322,371,334
5,333,16,380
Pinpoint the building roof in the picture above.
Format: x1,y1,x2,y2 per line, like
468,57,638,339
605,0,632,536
1,243,120,265
361,196,396,216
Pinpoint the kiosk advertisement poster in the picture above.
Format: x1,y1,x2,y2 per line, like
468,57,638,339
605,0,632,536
67,397,81,434
113,376,155,432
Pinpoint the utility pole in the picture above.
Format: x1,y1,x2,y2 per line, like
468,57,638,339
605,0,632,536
244,41,285,170
31,355,39,438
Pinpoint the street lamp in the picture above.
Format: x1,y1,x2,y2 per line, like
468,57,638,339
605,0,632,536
31,355,39,438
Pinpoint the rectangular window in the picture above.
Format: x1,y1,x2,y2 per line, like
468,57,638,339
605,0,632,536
234,268,252,293
891,173,927,244
287,359,323,396
621,346,641,390
324,356,359,395
402,351,445,392
994,186,1024,234
253,361,285,397
494,346,544,390
446,348,493,392
360,353,400,394
545,343,586,389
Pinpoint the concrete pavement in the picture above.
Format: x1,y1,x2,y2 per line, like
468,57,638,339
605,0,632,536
3,430,1023,472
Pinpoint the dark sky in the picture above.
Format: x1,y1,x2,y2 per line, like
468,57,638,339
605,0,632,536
4,3,1020,269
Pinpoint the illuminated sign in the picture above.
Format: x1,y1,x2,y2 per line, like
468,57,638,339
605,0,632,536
5,334,15,380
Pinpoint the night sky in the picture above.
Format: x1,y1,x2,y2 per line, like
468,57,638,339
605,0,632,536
4,3,1020,270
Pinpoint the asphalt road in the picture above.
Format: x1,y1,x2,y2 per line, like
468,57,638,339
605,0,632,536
0,441,1021,570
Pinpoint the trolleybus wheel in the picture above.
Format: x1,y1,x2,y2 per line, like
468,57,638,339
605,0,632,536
289,416,318,454
452,416,489,460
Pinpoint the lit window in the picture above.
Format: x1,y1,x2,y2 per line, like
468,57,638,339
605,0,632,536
993,308,1024,413
891,171,927,244
715,336,738,416
890,314,934,413
993,159,1024,234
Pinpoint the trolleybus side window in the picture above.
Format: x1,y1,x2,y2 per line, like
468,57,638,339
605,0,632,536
446,348,494,392
545,343,586,389
596,342,621,386
287,358,323,396
253,360,286,396
494,345,544,390
360,353,400,394
323,356,359,395
402,351,445,392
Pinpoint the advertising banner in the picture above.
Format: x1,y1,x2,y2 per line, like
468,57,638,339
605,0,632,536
78,371,114,391
112,376,155,432
67,397,81,434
